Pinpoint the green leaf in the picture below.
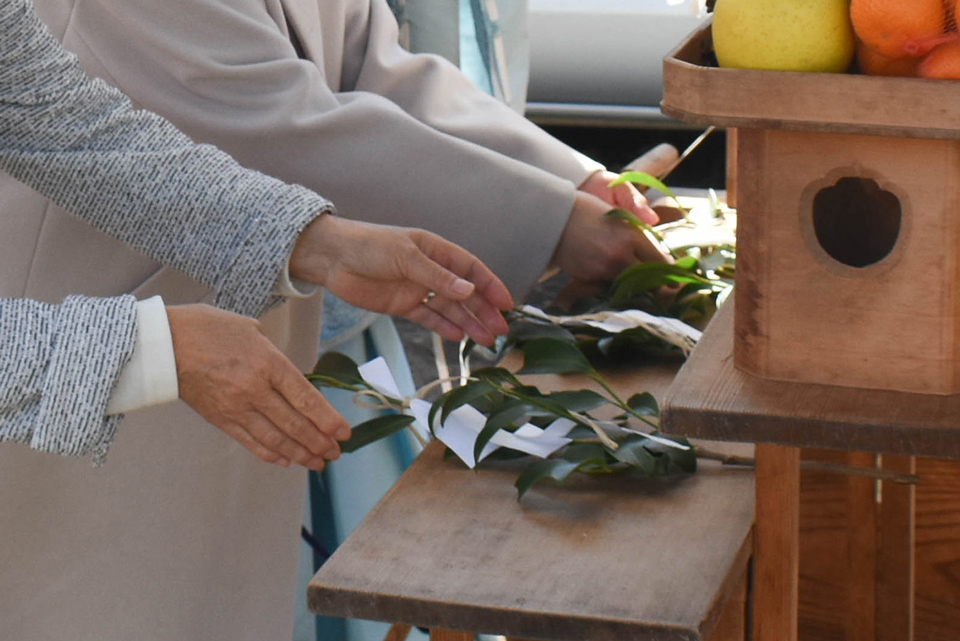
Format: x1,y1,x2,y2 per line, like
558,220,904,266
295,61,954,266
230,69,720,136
518,338,594,375
439,380,496,426
473,400,537,462
604,207,650,231
470,367,523,389
311,352,364,385
340,414,415,453
515,459,584,499
608,171,678,201
644,435,698,474
505,317,578,344
544,389,608,413
627,392,659,417
612,436,658,475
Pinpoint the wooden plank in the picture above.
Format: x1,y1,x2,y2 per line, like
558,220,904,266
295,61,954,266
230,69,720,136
661,20,960,140
661,296,960,459
752,444,800,641
708,562,747,641
915,458,960,641
309,360,755,641
797,450,877,641
384,623,412,641
876,455,916,641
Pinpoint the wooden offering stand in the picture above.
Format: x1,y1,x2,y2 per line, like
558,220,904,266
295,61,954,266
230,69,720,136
661,20,960,641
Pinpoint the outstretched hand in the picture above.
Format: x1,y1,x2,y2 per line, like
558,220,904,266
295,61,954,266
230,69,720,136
290,215,515,346
167,304,349,471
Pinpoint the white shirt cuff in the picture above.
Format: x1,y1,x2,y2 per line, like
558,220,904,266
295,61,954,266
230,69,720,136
274,254,319,298
106,295,179,415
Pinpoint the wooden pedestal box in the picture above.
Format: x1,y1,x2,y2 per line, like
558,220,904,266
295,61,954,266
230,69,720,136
662,21,960,395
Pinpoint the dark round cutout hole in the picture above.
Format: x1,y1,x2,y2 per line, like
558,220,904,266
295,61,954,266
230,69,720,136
812,177,901,268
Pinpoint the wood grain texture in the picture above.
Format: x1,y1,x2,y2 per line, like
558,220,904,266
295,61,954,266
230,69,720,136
661,20,960,140
662,298,960,459
732,127,960,394
876,456,916,641
915,458,960,641
752,444,800,641
797,450,878,641
309,362,755,641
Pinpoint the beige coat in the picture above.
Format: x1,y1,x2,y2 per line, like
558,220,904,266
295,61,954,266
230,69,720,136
1,1,600,639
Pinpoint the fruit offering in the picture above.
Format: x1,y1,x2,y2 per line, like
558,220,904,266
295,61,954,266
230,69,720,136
851,0,960,78
713,0,856,73
712,0,960,80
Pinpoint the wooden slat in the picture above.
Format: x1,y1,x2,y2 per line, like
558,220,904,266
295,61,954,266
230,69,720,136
915,458,960,641
797,450,877,641
752,444,800,641
661,296,960,459
876,455,916,641
661,21,960,140
708,563,748,641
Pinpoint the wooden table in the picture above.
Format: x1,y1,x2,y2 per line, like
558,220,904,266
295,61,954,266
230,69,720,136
309,362,755,641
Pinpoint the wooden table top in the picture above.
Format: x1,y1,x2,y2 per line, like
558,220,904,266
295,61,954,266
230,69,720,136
662,295,960,459
308,361,754,641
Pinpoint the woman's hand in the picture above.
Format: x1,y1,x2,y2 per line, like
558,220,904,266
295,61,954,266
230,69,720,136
551,191,671,286
579,169,660,226
167,304,349,470
289,215,515,347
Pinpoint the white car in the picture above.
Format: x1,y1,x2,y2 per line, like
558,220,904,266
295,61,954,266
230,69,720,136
525,0,709,127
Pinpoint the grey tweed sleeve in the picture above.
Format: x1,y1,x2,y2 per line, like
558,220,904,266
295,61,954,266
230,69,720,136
0,0,334,318
0,296,138,464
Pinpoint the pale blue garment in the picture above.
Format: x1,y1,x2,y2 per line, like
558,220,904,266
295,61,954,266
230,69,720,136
295,3,530,640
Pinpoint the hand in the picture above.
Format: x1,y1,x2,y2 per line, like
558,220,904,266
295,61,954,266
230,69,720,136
551,191,672,285
289,215,515,347
167,304,349,471
579,170,660,226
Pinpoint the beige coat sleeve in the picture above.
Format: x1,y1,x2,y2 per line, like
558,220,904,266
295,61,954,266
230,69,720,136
41,0,596,299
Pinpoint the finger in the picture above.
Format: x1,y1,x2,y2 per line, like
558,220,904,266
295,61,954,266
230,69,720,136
456,292,510,338
408,233,514,310
258,391,342,459
405,303,467,343
219,420,291,467
243,410,329,471
633,232,674,264
422,296,497,347
270,363,352,444
615,184,659,226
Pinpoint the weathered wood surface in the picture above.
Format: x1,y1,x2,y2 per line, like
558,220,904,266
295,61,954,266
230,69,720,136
752,444,800,641
661,297,960,459
732,127,960,394
661,20,960,140
309,362,755,641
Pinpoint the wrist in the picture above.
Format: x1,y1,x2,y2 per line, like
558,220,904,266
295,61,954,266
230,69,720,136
289,211,335,285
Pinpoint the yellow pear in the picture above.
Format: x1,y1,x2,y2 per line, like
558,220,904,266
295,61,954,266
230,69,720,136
713,0,855,73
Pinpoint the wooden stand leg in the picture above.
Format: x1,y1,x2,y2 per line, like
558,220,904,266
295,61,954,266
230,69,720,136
877,455,916,641
753,443,800,641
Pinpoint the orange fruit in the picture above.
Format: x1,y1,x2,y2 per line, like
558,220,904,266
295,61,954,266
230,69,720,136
856,40,922,76
851,0,947,58
919,39,960,78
